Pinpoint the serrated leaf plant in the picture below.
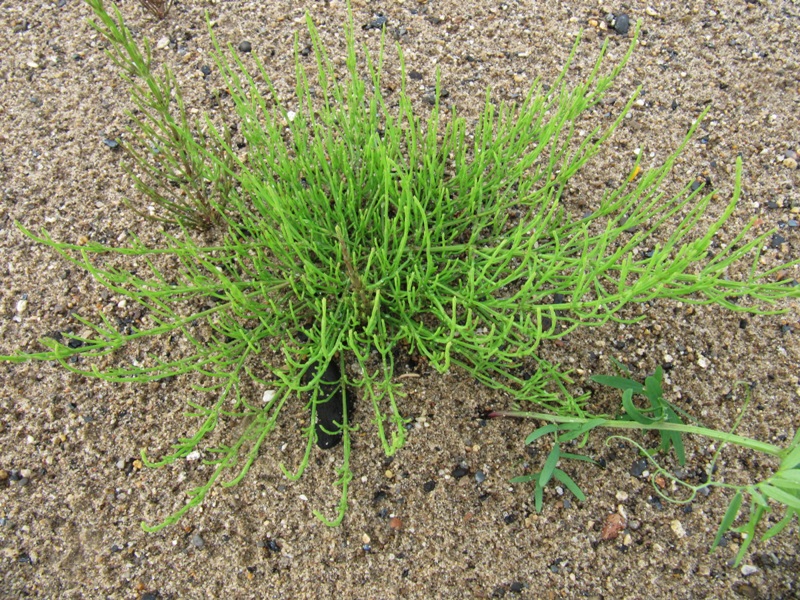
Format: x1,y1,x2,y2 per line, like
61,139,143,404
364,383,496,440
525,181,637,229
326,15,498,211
2,0,799,531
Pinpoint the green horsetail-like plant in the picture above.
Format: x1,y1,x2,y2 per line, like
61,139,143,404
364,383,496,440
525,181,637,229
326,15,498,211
2,0,798,531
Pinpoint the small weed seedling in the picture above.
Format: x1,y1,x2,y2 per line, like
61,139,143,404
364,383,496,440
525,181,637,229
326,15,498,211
492,368,800,566
136,0,172,21
2,0,799,531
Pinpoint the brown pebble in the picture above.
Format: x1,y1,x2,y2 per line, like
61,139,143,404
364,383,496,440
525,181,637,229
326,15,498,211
389,517,403,531
600,513,627,541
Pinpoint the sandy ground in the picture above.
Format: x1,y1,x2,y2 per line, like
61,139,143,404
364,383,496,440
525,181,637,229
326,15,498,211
1,0,799,598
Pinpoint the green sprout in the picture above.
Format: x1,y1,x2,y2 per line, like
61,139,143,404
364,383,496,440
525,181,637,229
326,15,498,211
493,370,800,566
2,0,799,531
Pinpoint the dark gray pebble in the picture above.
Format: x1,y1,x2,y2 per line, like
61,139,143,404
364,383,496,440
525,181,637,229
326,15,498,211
630,458,647,477
475,471,486,484
451,465,469,479
200,65,211,77
423,480,436,492
102,138,119,149
770,234,786,249
613,13,630,35
191,534,204,548
509,582,525,593
238,41,252,53
363,15,388,31
423,88,450,105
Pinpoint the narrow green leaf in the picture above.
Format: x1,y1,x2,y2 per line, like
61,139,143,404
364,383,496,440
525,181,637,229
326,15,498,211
711,491,742,551
780,441,800,471
760,509,796,541
525,424,559,445
621,388,653,424
557,418,606,442
590,374,643,394
553,468,586,502
534,482,544,513
760,484,800,512
510,473,538,484
769,475,800,491
560,452,598,464
774,468,800,484
643,366,664,407
539,442,561,489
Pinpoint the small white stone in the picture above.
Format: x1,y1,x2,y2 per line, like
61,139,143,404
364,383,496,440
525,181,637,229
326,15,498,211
616,490,629,502
15,299,27,315
697,356,709,369
741,564,759,576
186,450,201,461
263,389,276,404
156,36,170,50
299,494,308,502
286,110,297,122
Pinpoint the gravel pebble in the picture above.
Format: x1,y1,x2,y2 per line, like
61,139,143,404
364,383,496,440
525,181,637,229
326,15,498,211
612,13,630,35
630,459,647,477
451,465,469,479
